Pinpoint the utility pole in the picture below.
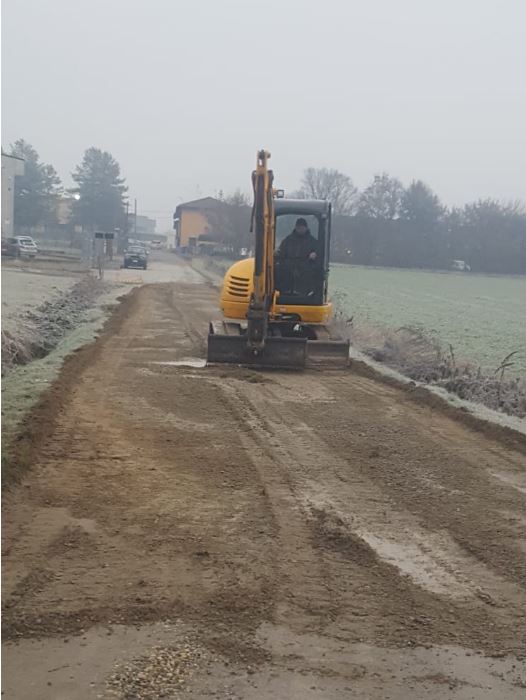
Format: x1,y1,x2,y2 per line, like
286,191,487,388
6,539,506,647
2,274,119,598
134,198,137,237
120,200,129,253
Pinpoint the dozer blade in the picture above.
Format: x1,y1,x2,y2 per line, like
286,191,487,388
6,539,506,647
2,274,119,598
306,339,350,367
207,328,307,370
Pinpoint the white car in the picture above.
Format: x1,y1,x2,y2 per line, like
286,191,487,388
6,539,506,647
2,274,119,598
451,259,471,272
3,236,38,258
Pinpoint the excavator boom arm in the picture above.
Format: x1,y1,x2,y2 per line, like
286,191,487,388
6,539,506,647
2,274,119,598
246,150,275,350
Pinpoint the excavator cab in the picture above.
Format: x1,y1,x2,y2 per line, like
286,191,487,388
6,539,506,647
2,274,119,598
274,199,331,310
207,150,349,369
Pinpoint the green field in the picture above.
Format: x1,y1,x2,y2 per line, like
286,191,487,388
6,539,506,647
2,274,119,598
330,265,526,377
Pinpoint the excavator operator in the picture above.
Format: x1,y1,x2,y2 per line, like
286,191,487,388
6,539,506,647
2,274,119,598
275,218,319,295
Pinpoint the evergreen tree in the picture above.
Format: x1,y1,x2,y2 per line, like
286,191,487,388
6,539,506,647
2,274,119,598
72,148,127,230
9,139,61,230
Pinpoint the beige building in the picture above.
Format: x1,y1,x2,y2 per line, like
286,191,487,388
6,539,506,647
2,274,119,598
1,151,25,237
173,196,224,248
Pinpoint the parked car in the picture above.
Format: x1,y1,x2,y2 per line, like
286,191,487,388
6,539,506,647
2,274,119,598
1,236,38,258
451,259,471,272
123,245,147,269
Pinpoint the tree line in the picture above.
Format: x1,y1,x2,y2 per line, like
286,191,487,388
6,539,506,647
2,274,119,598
7,139,127,235
7,141,525,275
216,168,526,275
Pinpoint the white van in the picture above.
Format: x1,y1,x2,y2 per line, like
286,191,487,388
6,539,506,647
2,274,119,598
451,259,471,272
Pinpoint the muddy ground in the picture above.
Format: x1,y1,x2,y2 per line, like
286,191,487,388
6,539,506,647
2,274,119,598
2,256,526,699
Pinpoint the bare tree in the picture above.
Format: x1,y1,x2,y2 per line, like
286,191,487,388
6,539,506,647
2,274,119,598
296,167,357,214
358,173,404,219
449,198,526,273
205,192,252,253
399,180,445,223
221,188,251,208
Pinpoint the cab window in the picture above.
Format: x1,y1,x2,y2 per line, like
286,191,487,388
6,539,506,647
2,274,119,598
275,214,320,248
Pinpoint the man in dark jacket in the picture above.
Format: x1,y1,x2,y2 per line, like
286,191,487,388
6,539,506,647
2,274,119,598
276,218,318,262
275,218,319,294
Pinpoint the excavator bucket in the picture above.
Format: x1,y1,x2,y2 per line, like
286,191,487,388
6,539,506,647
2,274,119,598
207,323,350,369
207,323,307,369
306,339,350,368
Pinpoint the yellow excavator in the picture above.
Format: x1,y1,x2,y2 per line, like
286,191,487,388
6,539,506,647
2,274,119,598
207,150,349,369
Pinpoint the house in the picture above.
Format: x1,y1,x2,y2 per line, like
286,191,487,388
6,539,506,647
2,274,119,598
127,214,157,239
173,196,225,249
1,151,25,237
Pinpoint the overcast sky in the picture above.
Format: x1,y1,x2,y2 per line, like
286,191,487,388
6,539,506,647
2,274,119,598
2,0,525,231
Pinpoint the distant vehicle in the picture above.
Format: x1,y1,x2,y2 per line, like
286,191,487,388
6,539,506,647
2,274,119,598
451,259,471,272
123,245,147,269
150,239,164,250
239,247,255,258
1,236,38,258
128,239,149,255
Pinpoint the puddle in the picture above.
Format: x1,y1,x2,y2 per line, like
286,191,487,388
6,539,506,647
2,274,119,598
498,509,526,527
74,517,97,534
255,622,526,699
491,471,526,495
357,530,470,597
150,358,206,368
136,367,157,376
308,491,526,603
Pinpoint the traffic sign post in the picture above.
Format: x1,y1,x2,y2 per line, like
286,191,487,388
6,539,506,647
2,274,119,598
93,231,115,279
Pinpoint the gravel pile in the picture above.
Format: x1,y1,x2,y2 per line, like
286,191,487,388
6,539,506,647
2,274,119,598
106,641,210,699
1,276,104,374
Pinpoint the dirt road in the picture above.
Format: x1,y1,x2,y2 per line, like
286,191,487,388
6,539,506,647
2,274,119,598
3,256,526,699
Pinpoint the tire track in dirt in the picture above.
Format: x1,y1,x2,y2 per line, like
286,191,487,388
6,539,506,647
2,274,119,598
206,372,526,652
308,371,526,589
2,282,278,643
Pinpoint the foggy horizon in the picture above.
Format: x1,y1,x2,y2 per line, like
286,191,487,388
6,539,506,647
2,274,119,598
2,0,526,231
